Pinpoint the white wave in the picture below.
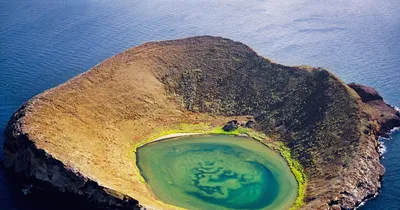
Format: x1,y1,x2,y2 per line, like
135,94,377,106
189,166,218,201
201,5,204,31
355,191,380,209
377,113,400,157
391,127,400,133
382,105,400,134
377,137,387,157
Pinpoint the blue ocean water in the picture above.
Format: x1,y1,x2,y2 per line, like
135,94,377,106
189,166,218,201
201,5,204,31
0,0,399,209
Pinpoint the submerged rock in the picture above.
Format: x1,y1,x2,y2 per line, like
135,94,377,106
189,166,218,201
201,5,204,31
3,36,399,209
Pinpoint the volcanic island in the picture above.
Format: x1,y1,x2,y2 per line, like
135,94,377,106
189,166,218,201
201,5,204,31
4,36,400,210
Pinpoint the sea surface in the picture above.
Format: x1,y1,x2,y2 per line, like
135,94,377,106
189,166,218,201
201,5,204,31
0,0,399,209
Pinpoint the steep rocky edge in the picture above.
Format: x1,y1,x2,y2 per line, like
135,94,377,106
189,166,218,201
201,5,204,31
3,36,400,209
348,83,400,137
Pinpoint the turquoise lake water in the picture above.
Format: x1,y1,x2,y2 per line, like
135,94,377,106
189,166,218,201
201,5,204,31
1,0,399,209
137,135,297,210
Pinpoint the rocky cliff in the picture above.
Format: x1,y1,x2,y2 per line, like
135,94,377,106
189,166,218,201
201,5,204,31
3,36,399,209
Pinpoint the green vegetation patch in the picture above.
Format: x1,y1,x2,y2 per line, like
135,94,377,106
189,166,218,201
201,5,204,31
269,142,307,210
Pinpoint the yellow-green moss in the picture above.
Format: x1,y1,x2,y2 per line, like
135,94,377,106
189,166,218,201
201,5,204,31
271,142,307,210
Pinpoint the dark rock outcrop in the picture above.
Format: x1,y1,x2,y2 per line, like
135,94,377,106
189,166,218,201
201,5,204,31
223,119,256,131
222,120,239,131
349,83,400,136
348,83,384,103
243,120,256,128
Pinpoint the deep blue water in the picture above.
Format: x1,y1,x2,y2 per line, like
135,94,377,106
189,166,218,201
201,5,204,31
0,0,399,209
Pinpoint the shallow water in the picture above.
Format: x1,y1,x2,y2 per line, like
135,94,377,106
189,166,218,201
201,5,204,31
137,135,297,210
1,0,399,209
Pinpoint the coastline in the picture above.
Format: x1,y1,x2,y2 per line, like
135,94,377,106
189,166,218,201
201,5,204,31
356,127,400,209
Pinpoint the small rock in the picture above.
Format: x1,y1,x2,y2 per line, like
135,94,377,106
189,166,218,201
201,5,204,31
222,120,239,132
244,120,256,128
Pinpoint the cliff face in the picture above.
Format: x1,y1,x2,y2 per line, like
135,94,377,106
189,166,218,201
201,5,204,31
4,103,141,210
348,83,400,136
3,36,399,210
329,83,400,210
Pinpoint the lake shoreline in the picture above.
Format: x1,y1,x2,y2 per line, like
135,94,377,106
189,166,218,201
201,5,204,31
136,134,298,210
